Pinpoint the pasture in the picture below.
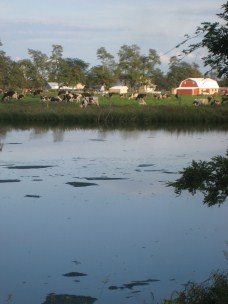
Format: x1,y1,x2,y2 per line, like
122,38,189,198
0,91,227,127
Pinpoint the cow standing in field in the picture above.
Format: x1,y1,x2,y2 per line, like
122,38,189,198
62,93,82,103
80,96,99,108
128,92,139,100
135,93,147,105
50,96,62,103
1,91,18,102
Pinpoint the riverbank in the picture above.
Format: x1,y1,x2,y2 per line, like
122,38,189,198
0,96,228,128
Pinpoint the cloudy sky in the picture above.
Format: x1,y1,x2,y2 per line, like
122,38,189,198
0,0,225,72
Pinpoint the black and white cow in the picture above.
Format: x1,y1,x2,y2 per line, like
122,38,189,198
1,91,18,102
63,93,82,103
80,96,99,108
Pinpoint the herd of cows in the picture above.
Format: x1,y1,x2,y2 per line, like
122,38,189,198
0,88,227,107
0,88,169,107
0,89,99,108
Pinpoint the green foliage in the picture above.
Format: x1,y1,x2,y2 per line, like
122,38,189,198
162,271,228,304
177,2,228,78
167,151,228,206
117,44,161,88
166,57,203,89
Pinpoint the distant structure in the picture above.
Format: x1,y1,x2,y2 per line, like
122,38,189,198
46,82,85,90
175,78,219,96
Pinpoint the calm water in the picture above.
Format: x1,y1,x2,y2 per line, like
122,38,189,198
0,127,227,304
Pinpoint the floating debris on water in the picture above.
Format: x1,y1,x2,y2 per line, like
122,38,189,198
25,195,41,198
63,272,87,277
109,278,160,290
7,142,23,145
72,260,81,265
89,139,106,142
0,179,20,183
66,182,98,187
7,165,54,169
85,177,128,180
42,293,97,304
138,164,155,167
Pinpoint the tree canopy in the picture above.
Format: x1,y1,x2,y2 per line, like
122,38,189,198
177,1,228,78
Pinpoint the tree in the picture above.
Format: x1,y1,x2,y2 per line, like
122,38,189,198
177,2,228,78
0,49,12,89
141,49,161,78
117,44,142,88
93,47,118,88
117,45,161,89
48,44,63,83
97,47,115,72
28,48,49,88
57,58,89,87
166,56,203,89
167,150,228,206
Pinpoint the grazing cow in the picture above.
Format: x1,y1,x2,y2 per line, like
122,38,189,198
82,92,93,98
211,99,221,106
58,89,68,96
1,91,18,102
33,89,43,96
136,93,147,101
50,96,62,103
18,94,25,100
128,92,139,100
80,96,99,108
40,96,51,102
193,98,209,106
63,93,82,103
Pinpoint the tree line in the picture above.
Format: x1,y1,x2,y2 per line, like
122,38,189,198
0,42,204,92
0,2,227,92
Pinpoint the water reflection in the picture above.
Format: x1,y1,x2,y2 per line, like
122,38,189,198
167,150,228,206
0,127,227,304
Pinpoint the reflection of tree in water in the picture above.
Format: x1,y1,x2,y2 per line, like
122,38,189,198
0,142,3,151
53,129,64,142
42,293,97,304
167,150,228,206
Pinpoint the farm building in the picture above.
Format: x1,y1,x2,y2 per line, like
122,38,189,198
46,82,59,90
175,78,219,96
45,82,85,91
109,86,128,94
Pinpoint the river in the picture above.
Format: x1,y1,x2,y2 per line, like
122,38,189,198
0,127,227,304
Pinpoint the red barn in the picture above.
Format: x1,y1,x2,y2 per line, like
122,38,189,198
176,78,219,96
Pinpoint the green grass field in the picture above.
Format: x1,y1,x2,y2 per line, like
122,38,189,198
0,93,227,128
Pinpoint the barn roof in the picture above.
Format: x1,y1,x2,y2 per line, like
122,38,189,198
183,78,219,89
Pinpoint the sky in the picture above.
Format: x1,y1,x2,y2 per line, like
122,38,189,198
0,0,225,73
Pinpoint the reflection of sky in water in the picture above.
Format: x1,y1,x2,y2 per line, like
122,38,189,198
0,128,227,304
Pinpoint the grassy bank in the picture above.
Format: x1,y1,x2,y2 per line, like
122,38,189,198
0,94,228,128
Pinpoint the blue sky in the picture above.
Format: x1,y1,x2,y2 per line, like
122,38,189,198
0,0,225,72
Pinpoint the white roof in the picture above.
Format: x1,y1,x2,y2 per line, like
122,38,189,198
182,78,219,89
109,86,128,90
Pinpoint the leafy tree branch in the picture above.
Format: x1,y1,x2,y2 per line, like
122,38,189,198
167,150,228,206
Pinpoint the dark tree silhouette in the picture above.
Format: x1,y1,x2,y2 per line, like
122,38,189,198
177,2,228,78
167,150,228,206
